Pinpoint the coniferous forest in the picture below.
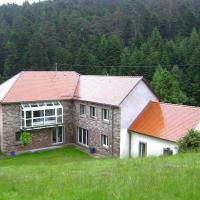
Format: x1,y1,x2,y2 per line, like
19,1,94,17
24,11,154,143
0,0,200,105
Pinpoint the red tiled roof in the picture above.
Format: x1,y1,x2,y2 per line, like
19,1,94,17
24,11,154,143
0,72,143,105
129,101,200,142
1,71,80,103
74,75,143,106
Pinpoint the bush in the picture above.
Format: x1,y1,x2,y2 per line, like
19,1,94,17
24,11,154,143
178,129,200,152
20,131,31,146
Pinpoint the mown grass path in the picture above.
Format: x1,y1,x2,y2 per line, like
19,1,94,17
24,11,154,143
0,147,199,200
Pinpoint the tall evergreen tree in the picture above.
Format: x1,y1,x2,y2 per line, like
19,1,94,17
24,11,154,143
151,65,188,104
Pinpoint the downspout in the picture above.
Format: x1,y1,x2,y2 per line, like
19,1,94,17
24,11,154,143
111,106,114,157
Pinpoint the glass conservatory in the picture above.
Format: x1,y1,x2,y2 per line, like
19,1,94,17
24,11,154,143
21,101,63,129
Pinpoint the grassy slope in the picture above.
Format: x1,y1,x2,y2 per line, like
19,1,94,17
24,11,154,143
0,147,199,200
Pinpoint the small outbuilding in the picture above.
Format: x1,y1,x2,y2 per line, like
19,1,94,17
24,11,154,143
128,101,200,157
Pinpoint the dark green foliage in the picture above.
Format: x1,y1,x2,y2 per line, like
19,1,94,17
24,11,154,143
0,0,200,105
151,66,188,104
178,129,200,152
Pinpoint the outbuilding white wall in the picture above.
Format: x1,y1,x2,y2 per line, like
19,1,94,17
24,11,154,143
131,133,178,157
119,80,159,158
196,122,200,131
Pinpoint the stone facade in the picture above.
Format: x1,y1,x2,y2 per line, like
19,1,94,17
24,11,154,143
61,100,74,144
0,100,121,156
1,104,56,153
73,100,121,156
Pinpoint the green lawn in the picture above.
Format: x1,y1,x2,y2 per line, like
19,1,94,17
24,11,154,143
0,147,200,200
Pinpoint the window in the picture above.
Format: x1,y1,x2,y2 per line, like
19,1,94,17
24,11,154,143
102,109,109,121
90,106,97,118
80,104,86,115
101,134,109,147
139,142,147,157
163,147,173,155
52,126,64,144
16,131,22,142
21,101,63,129
78,127,88,146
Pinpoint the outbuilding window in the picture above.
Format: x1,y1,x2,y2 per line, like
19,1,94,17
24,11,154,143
163,147,173,155
139,142,147,157
21,101,63,129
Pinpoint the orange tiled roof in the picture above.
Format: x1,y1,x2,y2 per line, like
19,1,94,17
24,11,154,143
129,101,200,142
1,71,80,103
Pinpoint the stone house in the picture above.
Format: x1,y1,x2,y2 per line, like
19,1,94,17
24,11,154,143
0,71,199,158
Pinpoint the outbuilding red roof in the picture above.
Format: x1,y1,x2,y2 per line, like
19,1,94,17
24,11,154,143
129,101,200,142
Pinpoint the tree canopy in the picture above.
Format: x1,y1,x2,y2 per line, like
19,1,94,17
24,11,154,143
0,0,200,105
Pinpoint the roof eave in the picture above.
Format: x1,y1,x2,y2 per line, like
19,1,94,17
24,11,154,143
128,130,177,143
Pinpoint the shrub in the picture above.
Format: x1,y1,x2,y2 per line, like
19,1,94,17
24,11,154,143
20,131,31,146
178,129,200,152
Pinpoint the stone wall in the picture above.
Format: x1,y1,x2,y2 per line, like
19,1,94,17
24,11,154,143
61,100,75,144
1,100,121,157
1,101,74,154
73,100,121,156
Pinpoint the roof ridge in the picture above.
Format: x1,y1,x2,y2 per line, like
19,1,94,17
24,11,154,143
156,101,200,110
81,75,143,78
1,72,23,103
72,74,81,98
20,70,79,73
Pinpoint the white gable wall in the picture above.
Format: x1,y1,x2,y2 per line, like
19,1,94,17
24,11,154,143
131,133,178,157
195,122,200,131
0,74,20,101
119,80,158,158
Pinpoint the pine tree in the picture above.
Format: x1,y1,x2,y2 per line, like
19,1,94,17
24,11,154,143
151,65,188,104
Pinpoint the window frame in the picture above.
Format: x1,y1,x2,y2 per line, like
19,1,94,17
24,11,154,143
102,108,109,122
78,127,89,147
139,141,147,157
16,131,22,143
21,101,63,129
52,126,64,144
101,134,109,147
80,104,86,116
90,106,97,119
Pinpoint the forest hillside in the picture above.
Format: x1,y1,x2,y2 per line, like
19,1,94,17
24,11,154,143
0,0,199,105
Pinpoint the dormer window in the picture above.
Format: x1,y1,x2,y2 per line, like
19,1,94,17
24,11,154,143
21,101,63,129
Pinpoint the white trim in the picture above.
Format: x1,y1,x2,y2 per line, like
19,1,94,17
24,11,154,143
80,103,86,116
90,106,97,119
101,134,109,147
21,101,63,129
102,108,109,122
